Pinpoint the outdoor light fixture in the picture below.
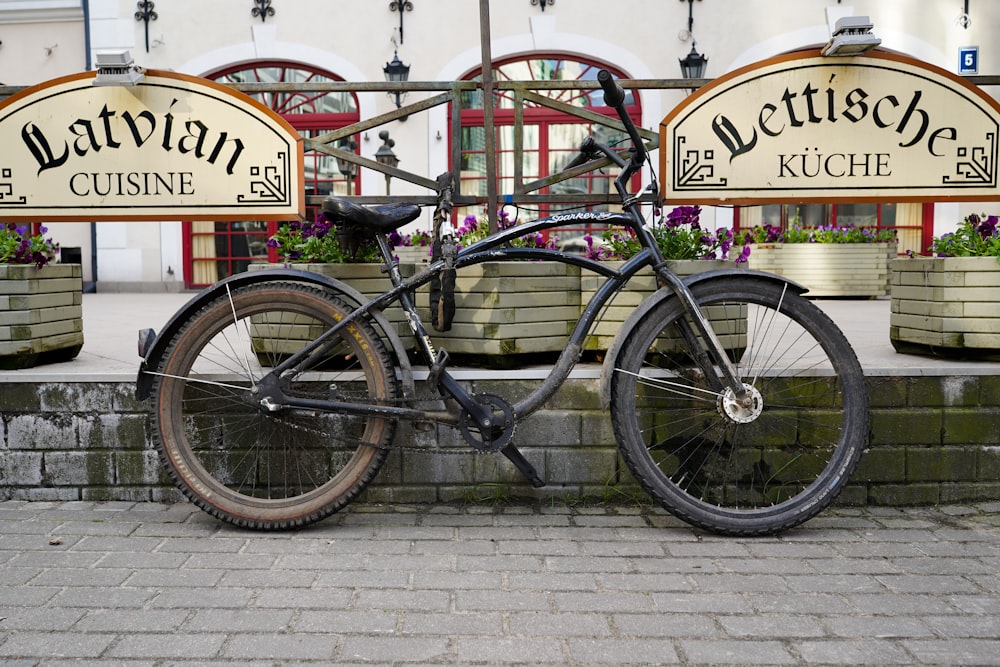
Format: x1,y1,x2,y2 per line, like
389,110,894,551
374,130,399,195
821,16,881,56
93,50,144,86
679,43,708,79
383,49,410,111
335,139,358,194
678,0,707,83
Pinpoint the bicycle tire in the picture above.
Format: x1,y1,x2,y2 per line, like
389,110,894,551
610,276,869,536
148,281,399,529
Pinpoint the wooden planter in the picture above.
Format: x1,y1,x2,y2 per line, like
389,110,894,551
890,256,1000,358
414,261,581,362
0,264,84,369
249,262,414,341
748,243,895,297
580,259,745,353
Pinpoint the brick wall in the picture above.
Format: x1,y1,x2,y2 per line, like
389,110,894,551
1,376,998,505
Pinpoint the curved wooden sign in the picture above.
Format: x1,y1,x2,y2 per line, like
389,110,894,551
660,49,1000,204
0,70,304,221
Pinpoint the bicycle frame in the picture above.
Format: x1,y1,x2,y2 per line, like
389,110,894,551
262,202,744,429
140,69,746,433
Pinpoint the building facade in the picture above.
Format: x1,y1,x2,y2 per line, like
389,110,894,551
1,0,996,290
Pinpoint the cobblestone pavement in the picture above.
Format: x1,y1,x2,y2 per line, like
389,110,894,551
0,500,998,666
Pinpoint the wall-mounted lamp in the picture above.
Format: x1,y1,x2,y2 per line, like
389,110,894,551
821,16,881,56
383,49,410,115
389,1,413,44
531,0,554,10
134,1,157,53
679,43,708,80
93,50,144,87
374,130,399,195
335,139,358,194
678,0,707,83
252,0,274,23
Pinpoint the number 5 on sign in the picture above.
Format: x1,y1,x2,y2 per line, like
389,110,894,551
959,46,979,75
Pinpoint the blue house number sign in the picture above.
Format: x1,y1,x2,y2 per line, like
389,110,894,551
959,46,979,75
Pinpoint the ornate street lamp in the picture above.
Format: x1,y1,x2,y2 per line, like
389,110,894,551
383,50,411,112
335,139,357,195
374,131,399,195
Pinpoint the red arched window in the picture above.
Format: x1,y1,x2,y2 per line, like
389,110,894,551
182,61,360,287
458,56,642,238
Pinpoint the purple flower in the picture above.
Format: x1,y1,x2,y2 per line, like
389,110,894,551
978,215,998,239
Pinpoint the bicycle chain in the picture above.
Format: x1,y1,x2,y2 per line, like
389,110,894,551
274,394,515,456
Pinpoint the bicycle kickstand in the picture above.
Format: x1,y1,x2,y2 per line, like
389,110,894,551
501,444,546,488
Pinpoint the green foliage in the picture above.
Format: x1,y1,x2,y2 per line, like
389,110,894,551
736,223,896,245
267,214,380,263
595,206,750,263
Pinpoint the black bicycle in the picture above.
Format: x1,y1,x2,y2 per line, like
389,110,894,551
136,71,869,536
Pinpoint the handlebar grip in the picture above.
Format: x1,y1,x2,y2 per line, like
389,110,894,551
564,136,596,169
598,69,626,108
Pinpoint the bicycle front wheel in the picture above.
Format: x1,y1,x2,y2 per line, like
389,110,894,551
610,276,869,536
148,281,399,529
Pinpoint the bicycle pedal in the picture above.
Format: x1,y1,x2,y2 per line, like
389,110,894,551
427,348,450,387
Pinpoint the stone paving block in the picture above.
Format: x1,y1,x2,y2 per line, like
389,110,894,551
451,637,567,664
566,638,681,664
794,639,913,665
342,636,451,663
903,639,1000,667
718,614,826,638
108,633,227,660
400,611,503,636
680,639,794,665
0,632,115,659
221,634,338,661
295,609,399,634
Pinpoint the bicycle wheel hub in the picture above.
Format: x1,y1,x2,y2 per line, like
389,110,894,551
718,383,763,424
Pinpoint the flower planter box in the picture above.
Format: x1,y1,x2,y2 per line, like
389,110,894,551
250,262,414,338
890,256,1000,358
392,245,432,267
0,264,84,369
747,242,895,298
247,263,416,363
580,259,746,353
414,261,581,362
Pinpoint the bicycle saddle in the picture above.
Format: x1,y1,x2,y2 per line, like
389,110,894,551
322,196,421,234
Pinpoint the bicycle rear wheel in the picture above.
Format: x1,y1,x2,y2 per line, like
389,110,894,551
148,281,398,529
610,276,868,536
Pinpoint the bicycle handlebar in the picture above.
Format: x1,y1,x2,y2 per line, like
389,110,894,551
597,69,626,107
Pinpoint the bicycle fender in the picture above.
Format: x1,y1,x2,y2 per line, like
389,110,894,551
135,268,414,400
597,269,807,408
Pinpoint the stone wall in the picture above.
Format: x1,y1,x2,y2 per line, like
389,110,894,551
1,375,998,505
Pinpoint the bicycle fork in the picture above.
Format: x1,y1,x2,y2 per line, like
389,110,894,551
653,262,753,404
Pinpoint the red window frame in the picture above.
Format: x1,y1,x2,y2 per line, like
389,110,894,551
455,56,642,236
181,61,360,288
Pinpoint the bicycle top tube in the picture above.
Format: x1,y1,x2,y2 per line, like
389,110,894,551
457,210,636,257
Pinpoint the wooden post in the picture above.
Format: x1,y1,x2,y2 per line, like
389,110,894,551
479,0,499,233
